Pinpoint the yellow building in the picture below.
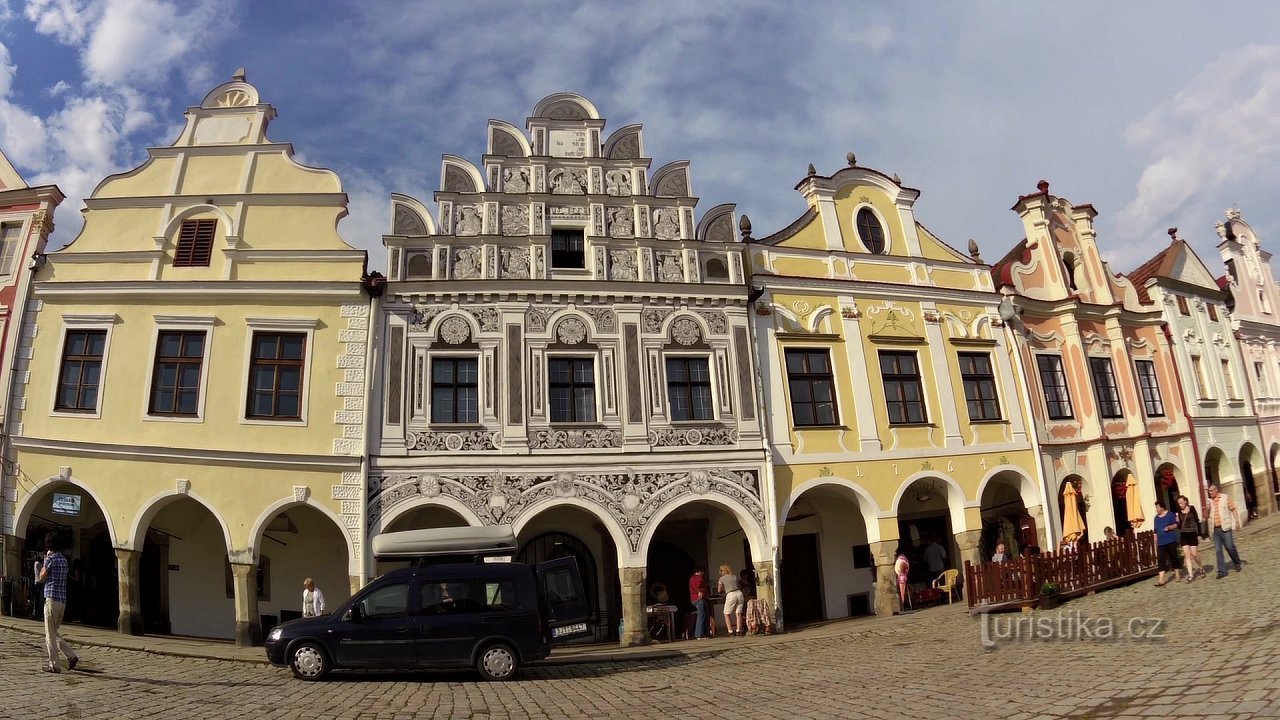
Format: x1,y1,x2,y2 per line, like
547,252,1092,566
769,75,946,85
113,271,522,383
747,157,1048,620
2,71,370,645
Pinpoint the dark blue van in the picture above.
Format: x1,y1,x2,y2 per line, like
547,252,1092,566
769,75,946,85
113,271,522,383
265,527,590,681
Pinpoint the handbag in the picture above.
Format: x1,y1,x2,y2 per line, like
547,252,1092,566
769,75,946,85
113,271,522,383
1197,518,1208,539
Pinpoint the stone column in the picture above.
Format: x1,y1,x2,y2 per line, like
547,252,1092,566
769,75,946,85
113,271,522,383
618,566,648,647
752,559,777,632
869,541,899,617
955,529,983,570
348,574,362,598
1026,505,1048,551
230,562,261,647
115,548,143,636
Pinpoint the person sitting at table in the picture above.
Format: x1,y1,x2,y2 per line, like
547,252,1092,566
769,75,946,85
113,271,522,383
991,542,1013,563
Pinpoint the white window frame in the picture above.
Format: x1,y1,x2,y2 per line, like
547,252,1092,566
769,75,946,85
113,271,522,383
851,203,892,255
544,351,600,424
426,350,483,426
662,351,718,424
49,314,119,420
1191,355,1212,400
549,220,590,276
782,345,842,428
1221,358,1240,400
0,216,30,277
239,317,318,427
141,315,216,423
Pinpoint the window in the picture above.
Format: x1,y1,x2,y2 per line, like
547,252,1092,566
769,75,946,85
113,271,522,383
1191,356,1210,398
1088,357,1123,418
55,329,107,412
148,331,205,416
1207,303,1218,322
246,332,305,420
958,352,1001,421
549,357,595,422
666,357,713,421
1256,362,1267,395
1176,296,1189,315
784,349,837,427
1261,290,1271,314
1134,359,1165,417
0,222,23,275
356,582,409,620
1222,359,1238,398
1036,354,1073,420
430,357,479,423
855,208,886,254
703,257,729,280
419,579,521,615
880,351,927,424
551,228,585,269
173,219,217,267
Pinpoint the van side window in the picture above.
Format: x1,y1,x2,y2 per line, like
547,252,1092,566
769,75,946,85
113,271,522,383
484,580,521,611
357,582,409,619
420,580,480,615
541,565,584,615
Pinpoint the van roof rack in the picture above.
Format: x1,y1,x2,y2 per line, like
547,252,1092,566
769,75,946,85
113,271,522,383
371,526,517,560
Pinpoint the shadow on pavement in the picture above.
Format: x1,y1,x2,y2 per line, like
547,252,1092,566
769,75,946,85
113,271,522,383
311,651,718,684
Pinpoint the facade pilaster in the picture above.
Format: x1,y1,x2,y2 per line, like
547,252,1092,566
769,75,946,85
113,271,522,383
618,565,648,647
230,562,261,647
115,548,143,636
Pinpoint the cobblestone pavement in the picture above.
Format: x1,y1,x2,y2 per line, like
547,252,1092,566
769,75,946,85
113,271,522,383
1,526,1278,720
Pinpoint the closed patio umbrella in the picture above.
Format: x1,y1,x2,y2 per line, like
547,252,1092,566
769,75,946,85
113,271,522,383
1126,474,1145,529
1061,482,1086,545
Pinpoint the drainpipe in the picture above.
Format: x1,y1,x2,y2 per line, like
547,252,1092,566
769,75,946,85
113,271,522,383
359,272,386,587
1162,323,1208,511
1002,295,1060,547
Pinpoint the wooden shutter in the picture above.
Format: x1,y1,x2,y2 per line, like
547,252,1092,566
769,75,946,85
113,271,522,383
174,219,217,267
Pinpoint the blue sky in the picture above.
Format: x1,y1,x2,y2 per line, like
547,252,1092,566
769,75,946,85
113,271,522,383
3,1,1280,276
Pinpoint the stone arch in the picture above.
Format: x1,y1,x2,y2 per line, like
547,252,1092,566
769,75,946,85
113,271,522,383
650,161,691,198
158,204,237,247
780,477,883,544
247,495,358,575
487,120,531,157
1204,446,1228,487
696,203,737,243
890,471,972,532
639,493,769,565
390,193,436,236
127,489,234,558
549,311,606,345
602,124,642,159
656,310,715,347
425,310,482,345
377,496,485,534
440,155,484,194
532,92,600,120
13,474,120,546
405,252,432,279
976,466,1040,511
512,497,631,564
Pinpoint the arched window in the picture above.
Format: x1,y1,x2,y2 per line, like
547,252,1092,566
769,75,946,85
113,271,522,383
1061,253,1079,291
406,253,432,279
855,208,886,254
703,256,729,281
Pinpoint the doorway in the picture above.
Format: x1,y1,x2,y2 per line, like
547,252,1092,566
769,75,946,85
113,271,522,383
780,533,822,624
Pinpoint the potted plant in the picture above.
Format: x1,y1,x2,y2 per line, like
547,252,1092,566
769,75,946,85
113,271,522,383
1039,581,1061,610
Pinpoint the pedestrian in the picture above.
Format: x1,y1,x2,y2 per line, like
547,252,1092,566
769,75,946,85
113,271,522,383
990,542,1012,563
302,578,326,617
36,534,79,673
717,564,744,636
924,535,947,575
1103,526,1117,542
1205,484,1243,578
893,547,911,612
1175,495,1205,581
688,566,711,639
1152,500,1181,587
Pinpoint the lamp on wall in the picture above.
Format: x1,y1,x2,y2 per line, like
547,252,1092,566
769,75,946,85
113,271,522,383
28,252,47,271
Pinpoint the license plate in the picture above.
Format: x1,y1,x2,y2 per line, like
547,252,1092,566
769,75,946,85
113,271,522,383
552,622,588,638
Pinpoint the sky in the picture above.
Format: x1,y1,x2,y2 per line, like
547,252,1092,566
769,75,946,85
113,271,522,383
2,1,1280,277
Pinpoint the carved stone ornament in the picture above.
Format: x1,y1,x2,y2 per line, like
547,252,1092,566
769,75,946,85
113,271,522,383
456,206,483,236
175,478,191,494
444,166,476,193
409,431,500,452
452,246,483,279
530,428,622,450
656,171,689,197
438,316,471,345
841,305,861,320
653,208,680,240
501,247,531,279
393,204,427,236
293,485,310,503
582,307,617,332
367,467,765,553
609,250,638,281
502,167,530,193
694,310,728,335
670,317,702,346
470,306,500,332
501,205,529,236
648,426,738,447
704,213,733,243
493,132,523,158
610,133,640,160
607,207,634,238
657,252,683,282
214,88,254,108
556,317,588,345
527,306,555,332
605,170,633,196
550,168,588,195
642,307,676,334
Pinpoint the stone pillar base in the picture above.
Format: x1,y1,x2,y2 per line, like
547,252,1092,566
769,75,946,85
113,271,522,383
114,548,143,636
349,574,362,598
230,562,261,647
618,566,648,647
868,541,899,617
752,560,777,633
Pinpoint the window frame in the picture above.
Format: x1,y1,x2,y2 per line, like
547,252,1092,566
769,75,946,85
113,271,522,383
879,350,928,425
1175,295,1190,316
783,348,840,428
958,351,1002,422
1221,358,1239,399
546,354,598,424
239,318,317,426
1190,355,1211,400
429,354,481,425
1036,353,1074,421
1206,303,1218,322
172,218,218,268
143,316,216,423
1088,356,1124,419
0,216,29,277
1133,359,1165,418
550,227,587,270
1255,361,1267,396
665,354,715,422
50,315,118,419
854,205,888,254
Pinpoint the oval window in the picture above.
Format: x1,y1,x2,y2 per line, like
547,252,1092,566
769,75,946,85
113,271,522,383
856,208,886,254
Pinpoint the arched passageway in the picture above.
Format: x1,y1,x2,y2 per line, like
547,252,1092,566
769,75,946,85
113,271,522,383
781,484,874,623
516,505,619,643
252,504,351,635
138,497,232,638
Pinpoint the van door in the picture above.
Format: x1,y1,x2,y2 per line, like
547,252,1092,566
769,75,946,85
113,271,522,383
534,557,591,642
332,579,416,668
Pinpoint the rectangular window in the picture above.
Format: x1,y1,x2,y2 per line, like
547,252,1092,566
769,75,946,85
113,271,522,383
148,331,206,416
666,357,713,421
1256,361,1267,395
1176,296,1189,315
1134,359,1165,417
1222,359,1238,398
173,219,217,267
430,357,479,424
55,329,107,412
550,229,585,269
246,332,305,420
1036,354,1073,420
1207,303,1218,322
958,352,1001,421
548,357,595,422
1088,357,1123,419
784,349,838,427
880,351,927,425
0,222,23,275
1191,356,1209,398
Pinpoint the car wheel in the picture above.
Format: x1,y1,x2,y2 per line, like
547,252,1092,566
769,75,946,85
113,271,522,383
476,642,519,681
289,642,330,681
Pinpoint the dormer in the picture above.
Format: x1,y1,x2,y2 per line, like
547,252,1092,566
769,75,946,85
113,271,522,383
173,69,275,147
1005,181,1113,304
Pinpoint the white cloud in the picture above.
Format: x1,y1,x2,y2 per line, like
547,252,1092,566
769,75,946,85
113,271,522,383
46,79,71,96
82,0,234,87
23,0,93,44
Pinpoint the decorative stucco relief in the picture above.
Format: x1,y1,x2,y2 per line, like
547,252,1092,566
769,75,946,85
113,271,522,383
648,426,738,447
408,430,500,452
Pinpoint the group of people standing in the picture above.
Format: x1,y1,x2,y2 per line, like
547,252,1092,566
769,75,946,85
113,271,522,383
687,564,773,639
1152,485,1246,585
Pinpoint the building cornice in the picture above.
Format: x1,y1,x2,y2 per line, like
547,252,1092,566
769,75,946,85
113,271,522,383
12,435,362,470
750,274,1001,306
83,192,347,211
33,280,365,299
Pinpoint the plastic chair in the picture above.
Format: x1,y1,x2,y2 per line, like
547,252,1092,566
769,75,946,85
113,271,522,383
932,569,960,604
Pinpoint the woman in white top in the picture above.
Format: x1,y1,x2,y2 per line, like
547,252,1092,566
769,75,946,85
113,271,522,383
717,565,745,637
302,578,326,617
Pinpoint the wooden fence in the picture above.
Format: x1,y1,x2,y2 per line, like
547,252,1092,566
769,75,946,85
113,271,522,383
964,531,1160,610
